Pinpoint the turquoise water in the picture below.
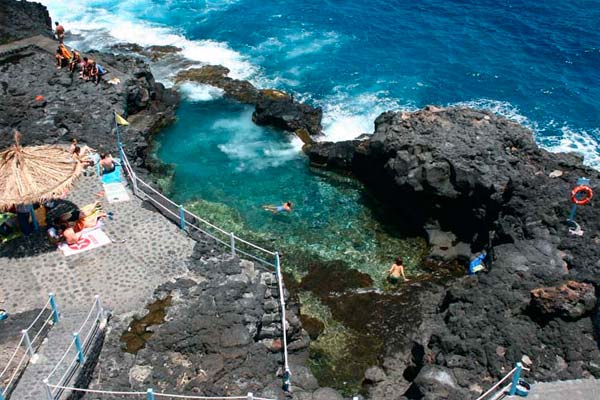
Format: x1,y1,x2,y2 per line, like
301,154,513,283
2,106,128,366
156,99,426,279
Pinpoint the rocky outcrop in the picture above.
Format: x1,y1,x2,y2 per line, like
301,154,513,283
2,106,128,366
89,240,325,399
304,106,600,398
0,45,178,174
175,65,323,137
0,0,52,44
530,281,596,320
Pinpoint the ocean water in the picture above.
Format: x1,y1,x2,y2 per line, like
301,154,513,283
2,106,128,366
41,0,600,165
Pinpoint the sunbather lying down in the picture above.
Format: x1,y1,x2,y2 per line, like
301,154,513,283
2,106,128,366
62,202,107,245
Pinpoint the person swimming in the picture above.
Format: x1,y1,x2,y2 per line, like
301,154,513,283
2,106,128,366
263,202,293,213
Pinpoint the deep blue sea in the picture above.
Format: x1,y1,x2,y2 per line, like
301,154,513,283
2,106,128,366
42,0,600,275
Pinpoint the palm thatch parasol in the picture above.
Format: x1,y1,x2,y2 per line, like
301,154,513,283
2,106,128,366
0,132,82,210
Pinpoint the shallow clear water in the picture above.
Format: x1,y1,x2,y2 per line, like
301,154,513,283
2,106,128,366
156,99,427,279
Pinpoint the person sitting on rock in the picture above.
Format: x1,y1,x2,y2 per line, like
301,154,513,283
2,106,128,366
55,47,66,69
69,50,82,73
99,152,119,175
263,201,292,213
387,257,409,283
89,61,99,84
81,57,94,80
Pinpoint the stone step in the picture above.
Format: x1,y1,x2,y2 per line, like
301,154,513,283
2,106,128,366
505,378,600,400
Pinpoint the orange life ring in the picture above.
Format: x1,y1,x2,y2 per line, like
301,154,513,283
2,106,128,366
571,185,593,205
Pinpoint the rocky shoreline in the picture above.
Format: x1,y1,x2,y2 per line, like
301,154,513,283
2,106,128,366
304,106,600,398
1,1,599,400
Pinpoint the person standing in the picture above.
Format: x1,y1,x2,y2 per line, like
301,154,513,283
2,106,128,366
55,21,65,43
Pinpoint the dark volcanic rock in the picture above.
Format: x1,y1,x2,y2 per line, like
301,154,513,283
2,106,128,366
89,247,317,399
530,281,596,320
0,0,52,44
0,46,178,174
175,65,323,137
304,106,600,398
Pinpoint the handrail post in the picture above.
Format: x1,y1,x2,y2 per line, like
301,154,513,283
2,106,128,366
0,386,4,400
178,205,186,231
230,232,236,256
147,388,155,400
283,368,291,392
95,295,104,317
73,332,85,364
508,362,522,395
43,379,53,400
49,293,60,324
247,393,254,400
22,329,35,358
275,252,281,274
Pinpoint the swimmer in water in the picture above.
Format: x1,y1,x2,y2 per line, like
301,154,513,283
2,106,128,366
263,201,292,213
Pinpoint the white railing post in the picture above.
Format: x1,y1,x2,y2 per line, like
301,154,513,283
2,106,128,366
178,205,186,231
247,393,254,400
49,293,60,324
95,295,103,317
21,329,35,358
230,232,236,256
131,174,138,196
42,379,53,400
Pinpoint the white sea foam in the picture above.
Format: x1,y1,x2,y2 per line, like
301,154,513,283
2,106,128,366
214,111,301,172
39,0,257,85
178,83,225,102
316,88,415,142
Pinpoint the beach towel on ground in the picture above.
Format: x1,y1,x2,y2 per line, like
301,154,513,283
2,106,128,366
101,160,123,184
103,182,130,203
59,228,111,256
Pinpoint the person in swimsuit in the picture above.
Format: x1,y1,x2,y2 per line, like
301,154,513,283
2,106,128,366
387,257,408,284
55,47,66,69
263,201,292,213
55,22,65,43
69,50,82,73
99,153,118,175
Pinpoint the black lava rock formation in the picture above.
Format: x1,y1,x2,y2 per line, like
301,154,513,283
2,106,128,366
305,106,600,399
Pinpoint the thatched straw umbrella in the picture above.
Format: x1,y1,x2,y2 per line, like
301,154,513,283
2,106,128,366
0,132,82,211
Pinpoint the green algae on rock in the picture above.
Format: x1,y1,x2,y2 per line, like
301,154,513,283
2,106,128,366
120,295,172,354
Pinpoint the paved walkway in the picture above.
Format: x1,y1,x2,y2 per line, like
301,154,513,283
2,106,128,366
10,309,100,400
504,378,600,400
0,169,195,398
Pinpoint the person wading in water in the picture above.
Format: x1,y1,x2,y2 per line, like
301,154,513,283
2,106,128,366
387,257,409,284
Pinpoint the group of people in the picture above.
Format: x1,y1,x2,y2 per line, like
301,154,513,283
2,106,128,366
69,138,119,176
54,22,106,84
